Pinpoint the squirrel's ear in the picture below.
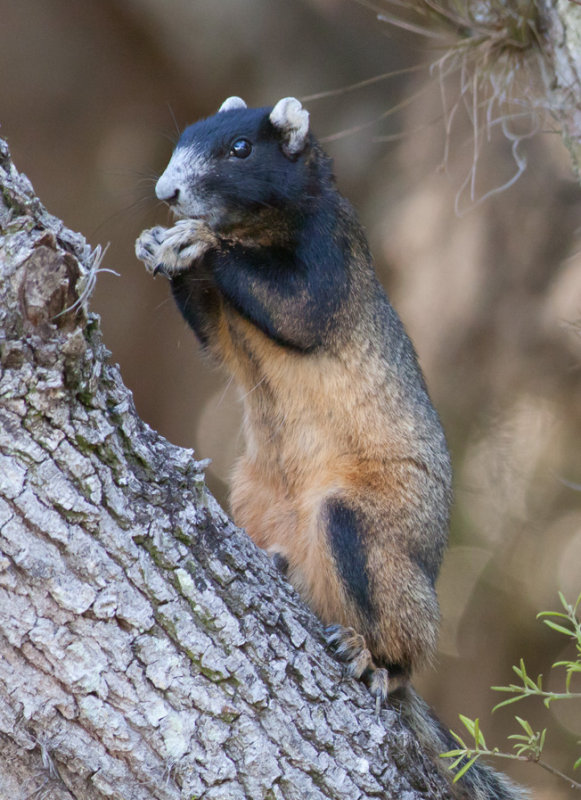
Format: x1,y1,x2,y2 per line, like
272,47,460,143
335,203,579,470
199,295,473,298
218,96,247,112
269,97,309,157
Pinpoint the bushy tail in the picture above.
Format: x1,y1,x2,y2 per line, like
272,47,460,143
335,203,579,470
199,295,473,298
390,687,529,800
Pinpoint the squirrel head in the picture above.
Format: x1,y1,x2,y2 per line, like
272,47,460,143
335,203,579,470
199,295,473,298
154,97,325,232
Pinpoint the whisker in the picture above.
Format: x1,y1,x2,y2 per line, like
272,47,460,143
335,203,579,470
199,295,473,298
167,103,182,141
238,375,267,401
215,375,235,408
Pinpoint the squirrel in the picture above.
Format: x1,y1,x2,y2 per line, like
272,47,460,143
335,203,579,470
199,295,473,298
136,96,526,800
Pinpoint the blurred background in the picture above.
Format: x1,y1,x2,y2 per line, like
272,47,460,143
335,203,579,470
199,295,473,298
1,1,580,796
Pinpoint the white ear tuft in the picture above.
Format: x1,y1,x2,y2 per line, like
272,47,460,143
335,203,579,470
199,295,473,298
269,97,310,156
218,96,247,113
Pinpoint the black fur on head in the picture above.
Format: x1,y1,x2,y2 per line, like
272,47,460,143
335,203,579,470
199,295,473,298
155,97,333,234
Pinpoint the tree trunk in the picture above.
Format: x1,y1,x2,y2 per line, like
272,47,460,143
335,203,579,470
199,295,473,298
0,137,453,799
537,0,581,177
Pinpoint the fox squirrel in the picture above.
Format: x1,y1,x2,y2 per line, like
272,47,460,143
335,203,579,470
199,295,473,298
136,95,524,800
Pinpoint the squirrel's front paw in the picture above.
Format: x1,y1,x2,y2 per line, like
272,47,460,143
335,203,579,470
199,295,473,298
135,226,167,275
135,219,215,278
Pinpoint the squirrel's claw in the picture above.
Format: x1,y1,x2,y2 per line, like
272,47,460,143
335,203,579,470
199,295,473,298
325,624,390,716
153,264,169,278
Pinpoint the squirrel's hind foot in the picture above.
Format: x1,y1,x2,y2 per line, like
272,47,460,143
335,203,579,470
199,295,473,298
325,624,391,717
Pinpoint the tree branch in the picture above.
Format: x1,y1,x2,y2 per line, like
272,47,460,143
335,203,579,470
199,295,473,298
0,136,451,799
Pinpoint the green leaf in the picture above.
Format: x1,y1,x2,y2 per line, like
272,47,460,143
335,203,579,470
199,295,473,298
538,615,568,625
556,661,581,672
492,695,528,712
450,729,468,749
453,756,480,782
543,620,575,637
512,661,525,679
514,716,534,737
459,714,477,737
538,610,570,621
473,718,487,748
513,659,542,691
440,749,466,759
573,756,581,771
552,659,574,668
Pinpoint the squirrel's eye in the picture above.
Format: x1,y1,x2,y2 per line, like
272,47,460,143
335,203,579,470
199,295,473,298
230,138,252,159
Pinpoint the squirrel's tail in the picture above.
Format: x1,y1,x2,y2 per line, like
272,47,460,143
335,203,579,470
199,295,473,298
390,686,529,800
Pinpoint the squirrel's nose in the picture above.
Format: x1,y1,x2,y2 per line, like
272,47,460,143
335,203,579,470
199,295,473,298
155,174,180,205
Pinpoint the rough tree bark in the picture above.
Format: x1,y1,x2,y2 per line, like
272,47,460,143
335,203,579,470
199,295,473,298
537,0,581,176
0,139,456,799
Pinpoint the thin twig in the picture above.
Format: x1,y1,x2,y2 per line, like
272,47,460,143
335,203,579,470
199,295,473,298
300,63,428,103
